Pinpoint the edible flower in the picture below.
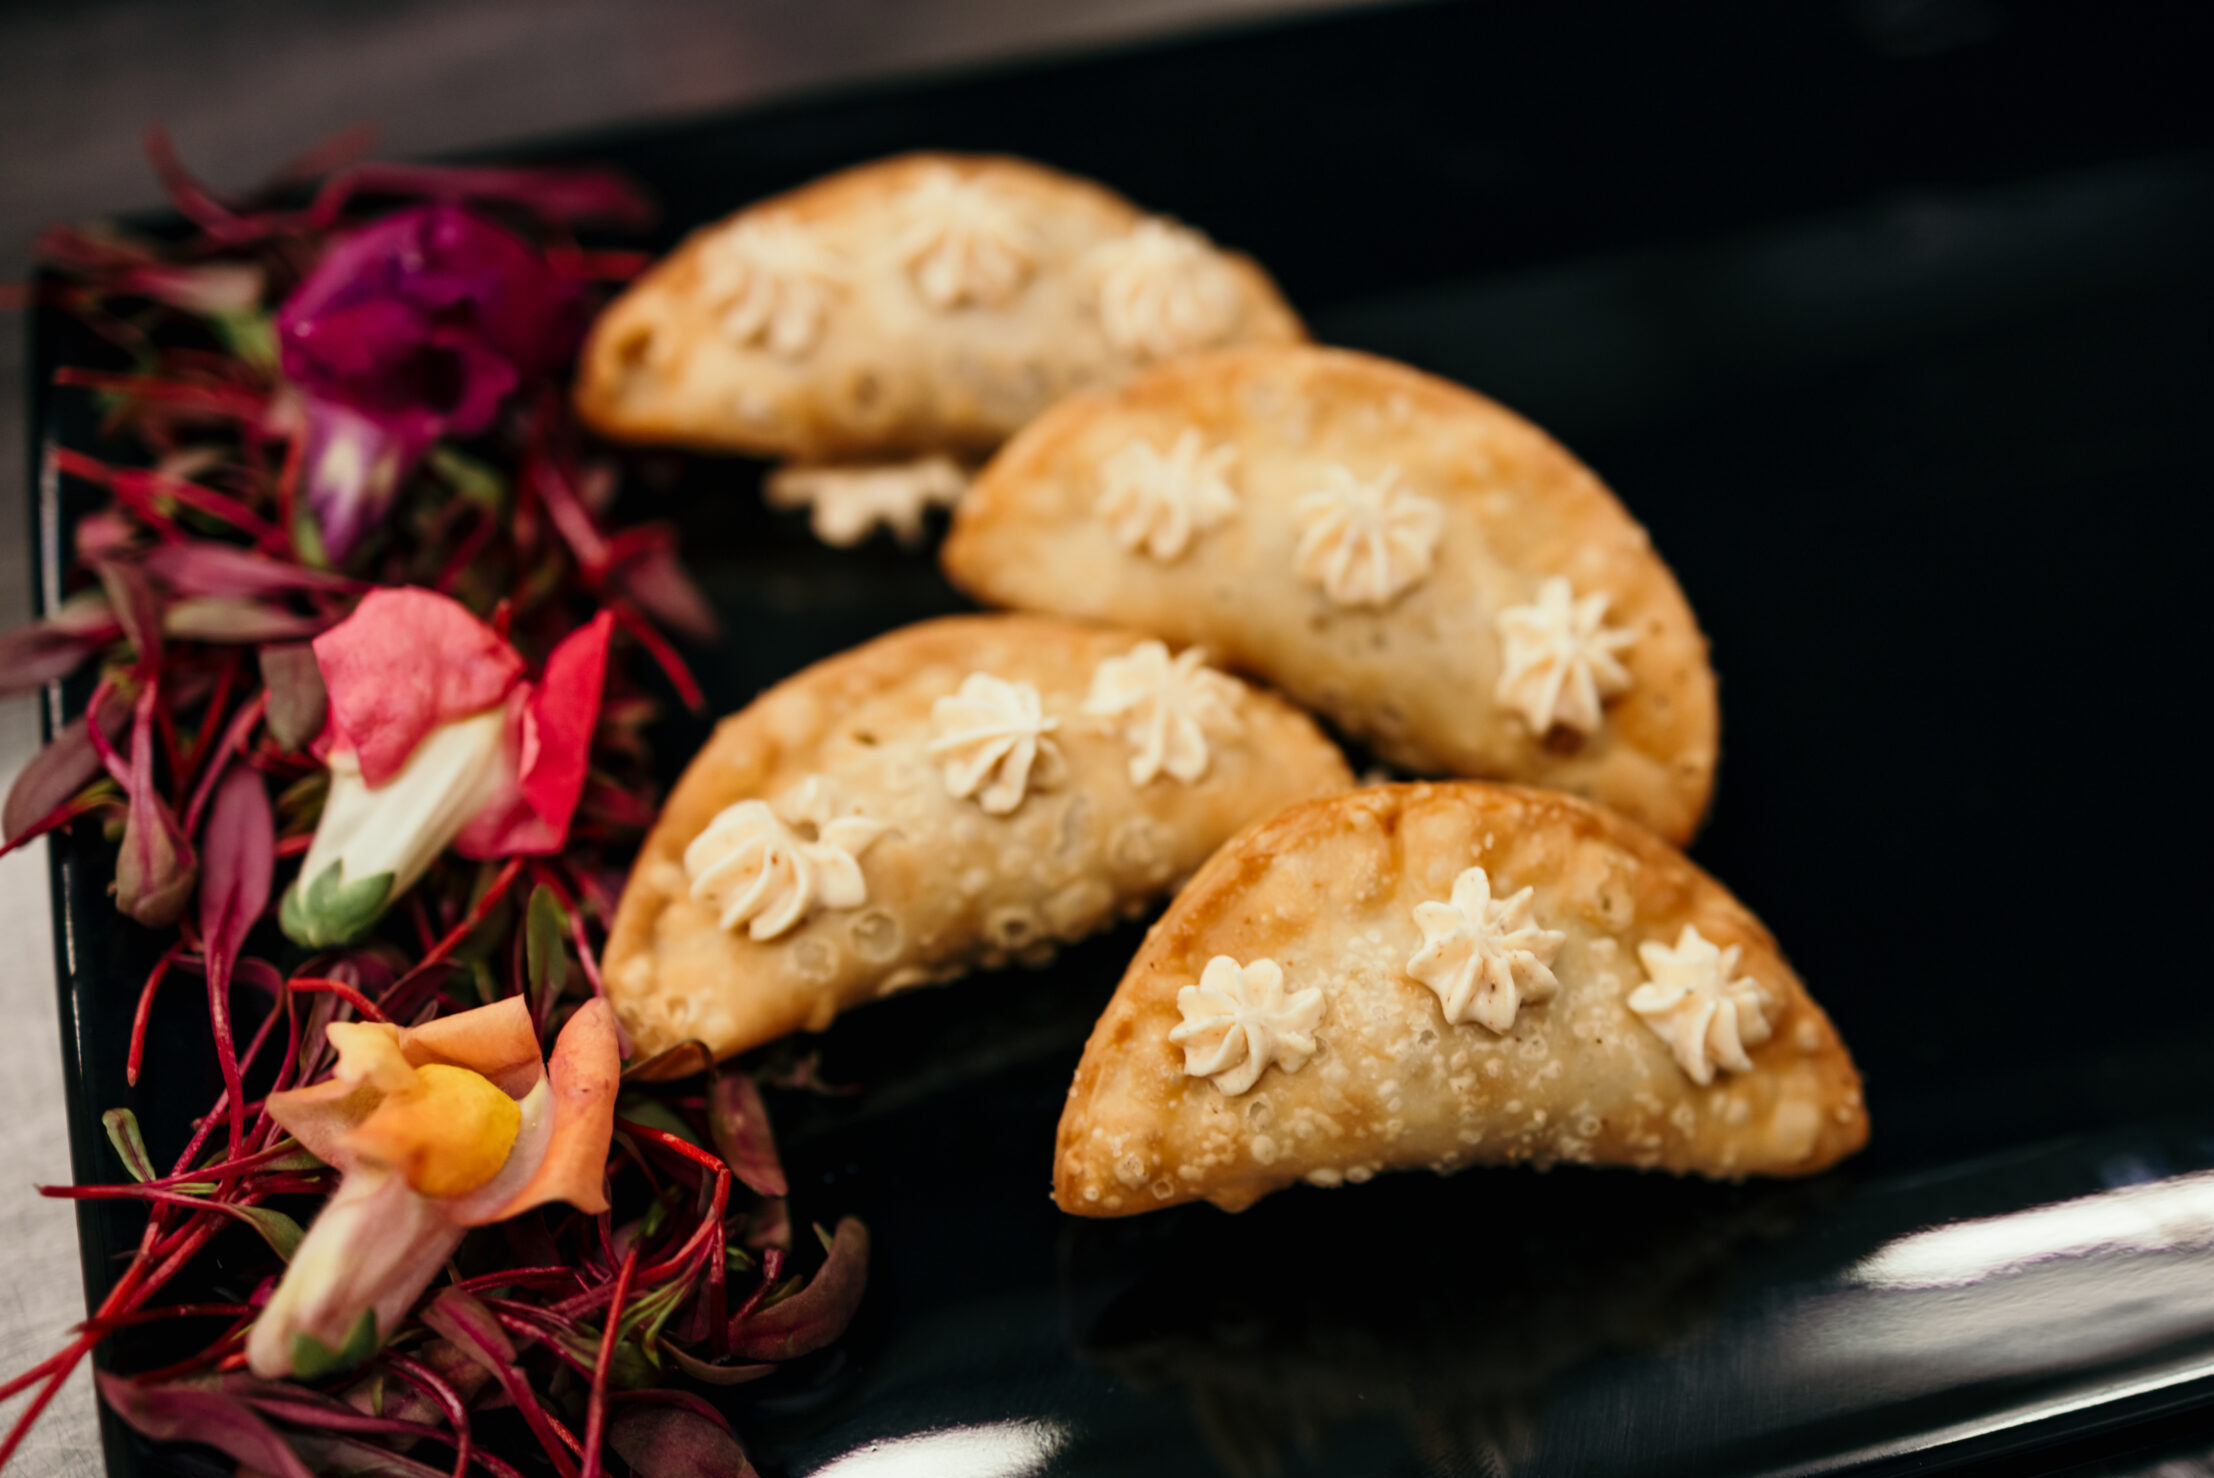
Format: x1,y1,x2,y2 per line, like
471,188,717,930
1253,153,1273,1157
282,589,613,947
246,996,620,1378
276,205,583,559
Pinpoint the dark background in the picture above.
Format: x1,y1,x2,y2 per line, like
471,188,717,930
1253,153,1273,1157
25,1,2214,1475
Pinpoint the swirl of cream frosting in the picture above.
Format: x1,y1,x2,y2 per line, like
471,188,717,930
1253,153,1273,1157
894,167,1038,310
699,216,844,359
1082,641,1243,786
1169,956,1325,1096
1092,218,1239,361
1095,429,1239,562
1405,865,1566,1033
1627,924,1775,1086
929,672,1064,815
1493,576,1636,739
1291,464,1445,609
683,778,889,941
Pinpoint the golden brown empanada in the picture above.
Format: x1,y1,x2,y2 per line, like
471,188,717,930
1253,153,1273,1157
942,345,1719,842
573,153,1305,464
603,614,1351,1067
1054,782,1866,1215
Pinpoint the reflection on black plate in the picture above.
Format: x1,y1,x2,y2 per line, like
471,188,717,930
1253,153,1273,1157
32,1,2214,1474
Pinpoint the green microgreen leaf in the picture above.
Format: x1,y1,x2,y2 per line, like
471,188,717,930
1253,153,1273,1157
525,883,568,1014
280,861,393,949
427,446,508,512
102,1108,155,1183
613,1093,702,1150
228,1205,305,1263
290,1307,379,1380
209,309,278,371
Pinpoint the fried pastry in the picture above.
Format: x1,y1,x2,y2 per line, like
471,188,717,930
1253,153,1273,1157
941,346,1719,842
603,615,1352,1067
1054,782,1866,1215
574,154,1305,464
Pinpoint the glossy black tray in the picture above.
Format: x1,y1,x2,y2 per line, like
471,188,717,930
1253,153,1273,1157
29,2,2214,1475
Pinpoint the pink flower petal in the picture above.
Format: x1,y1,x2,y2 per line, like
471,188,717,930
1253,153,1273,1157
454,612,614,858
312,588,522,785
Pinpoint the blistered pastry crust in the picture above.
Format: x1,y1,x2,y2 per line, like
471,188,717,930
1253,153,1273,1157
1053,782,1867,1215
603,615,1351,1071
575,153,1305,462
943,346,1719,843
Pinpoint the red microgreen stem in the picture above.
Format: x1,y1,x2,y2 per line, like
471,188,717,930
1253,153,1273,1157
182,690,266,833
580,1246,638,1478
126,945,180,1087
286,975,389,1023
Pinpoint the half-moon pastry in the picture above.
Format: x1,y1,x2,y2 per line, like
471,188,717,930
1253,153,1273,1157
941,346,1719,842
1054,782,1866,1215
574,153,1306,465
603,614,1352,1068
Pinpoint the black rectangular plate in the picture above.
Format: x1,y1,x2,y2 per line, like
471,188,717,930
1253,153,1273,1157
30,2,2214,1475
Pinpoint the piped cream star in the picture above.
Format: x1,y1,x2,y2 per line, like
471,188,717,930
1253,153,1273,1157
1168,956,1324,1096
1082,641,1244,786
1095,429,1239,562
928,673,1064,814
1627,924,1774,1086
1291,465,1445,609
1405,866,1566,1033
683,778,889,940
1091,218,1239,361
1493,576,1636,739
894,167,1038,310
699,217,844,359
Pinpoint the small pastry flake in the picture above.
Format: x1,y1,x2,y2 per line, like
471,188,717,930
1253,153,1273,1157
945,346,1721,843
1082,641,1243,786
683,780,889,940
1494,577,1636,739
1627,924,1775,1087
603,614,1353,1065
698,217,844,359
1096,429,1238,562
929,673,1064,815
1405,866,1564,1033
1093,218,1242,361
1168,956,1325,1096
764,456,969,547
894,167,1038,310
1053,783,1866,1216
1291,465,1445,609
576,154,1304,464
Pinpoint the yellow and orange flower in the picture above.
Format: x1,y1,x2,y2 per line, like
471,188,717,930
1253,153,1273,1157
246,996,619,1379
